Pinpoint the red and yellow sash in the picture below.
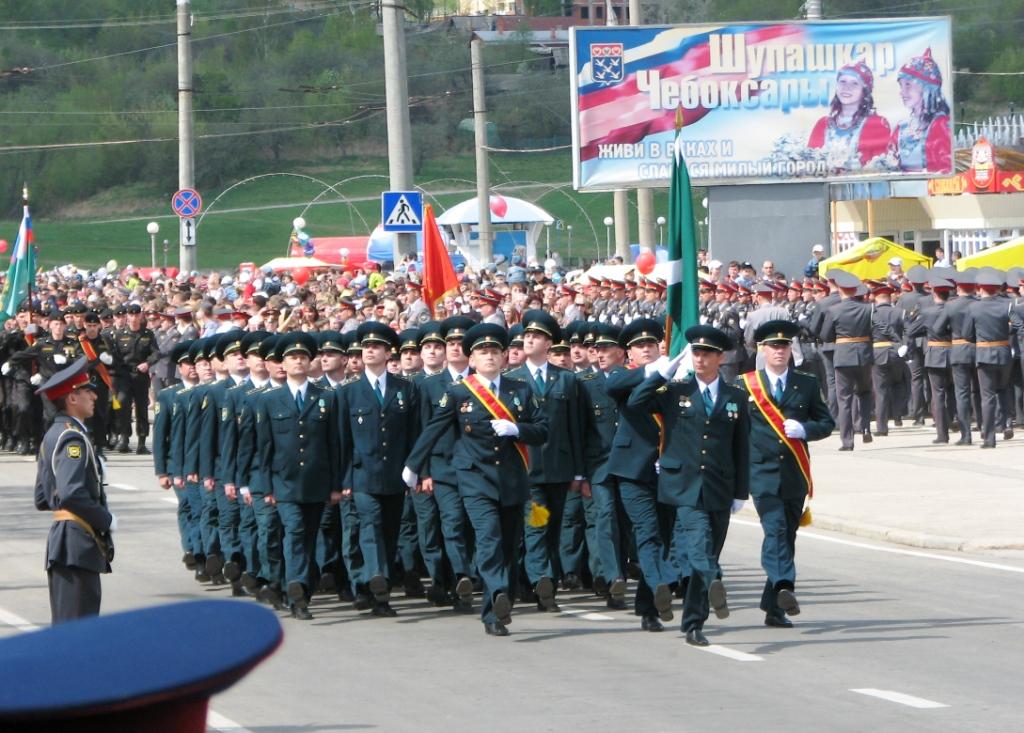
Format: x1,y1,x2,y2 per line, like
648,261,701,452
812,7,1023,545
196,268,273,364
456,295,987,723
741,371,814,497
463,374,529,471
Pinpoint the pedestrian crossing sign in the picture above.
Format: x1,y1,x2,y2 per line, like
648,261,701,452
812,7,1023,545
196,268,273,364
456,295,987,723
381,191,423,233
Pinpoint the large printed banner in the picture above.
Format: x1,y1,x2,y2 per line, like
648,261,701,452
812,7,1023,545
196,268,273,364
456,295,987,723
570,18,954,190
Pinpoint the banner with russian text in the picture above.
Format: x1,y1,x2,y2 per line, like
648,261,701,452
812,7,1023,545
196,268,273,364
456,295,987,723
570,18,953,190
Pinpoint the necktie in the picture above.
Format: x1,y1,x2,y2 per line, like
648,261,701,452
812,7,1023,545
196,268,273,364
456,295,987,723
295,389,304,411
488,381,496,393
534,369,545,395
774,379,784,403
374,380,384,405
702,387,714,416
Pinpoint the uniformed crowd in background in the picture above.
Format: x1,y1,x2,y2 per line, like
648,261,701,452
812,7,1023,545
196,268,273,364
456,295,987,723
8,253,1024,637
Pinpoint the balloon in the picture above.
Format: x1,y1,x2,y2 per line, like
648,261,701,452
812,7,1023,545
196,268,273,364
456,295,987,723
106,259,118,271
339,248,350,258
0,240,7,253
489,195,508,219
292,267,310,285
635,249,656,275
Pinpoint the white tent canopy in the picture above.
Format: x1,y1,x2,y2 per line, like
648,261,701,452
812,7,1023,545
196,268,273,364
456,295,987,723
437,195,555,270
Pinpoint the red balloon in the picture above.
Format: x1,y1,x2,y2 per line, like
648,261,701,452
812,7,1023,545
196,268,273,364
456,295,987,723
0,240,7,254
292,267,310,285
635,250,656,275
489,195,508,219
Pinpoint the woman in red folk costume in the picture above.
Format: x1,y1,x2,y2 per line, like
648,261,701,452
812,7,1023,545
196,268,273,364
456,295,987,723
808,60,891,172
891,48,952,173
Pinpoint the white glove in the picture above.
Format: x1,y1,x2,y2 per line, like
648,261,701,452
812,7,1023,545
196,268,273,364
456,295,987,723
30,373,43,386
897,345,909,358
108,513,118,532
401,466,417,489
52,353,67,365
658,350,688,380
644,356,669,377
239,486,251,497
490,419,519,438
99,352,113,365
730,499,746,515
783,419,806,440
0,362,9,376
654,460,660,475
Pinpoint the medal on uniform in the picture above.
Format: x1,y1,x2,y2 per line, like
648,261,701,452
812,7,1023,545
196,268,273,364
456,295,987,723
221,406,229,422
319,397,326,414
357,416,363,425
726,401,738,419
397,390,404,407
439,393,448,408
681,399,691,408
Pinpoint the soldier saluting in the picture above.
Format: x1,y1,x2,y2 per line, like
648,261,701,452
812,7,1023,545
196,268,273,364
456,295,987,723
33,357,115,623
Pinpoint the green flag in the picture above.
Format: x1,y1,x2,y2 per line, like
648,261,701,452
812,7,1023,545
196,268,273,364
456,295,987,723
665,109,699,357
0,198,35,322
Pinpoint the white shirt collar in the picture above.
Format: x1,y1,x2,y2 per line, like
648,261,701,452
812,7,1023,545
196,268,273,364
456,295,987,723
527,360,547,380
766,367,788,393
249,376,268,389
366,370,387,393
447,365,470,381
288,379,309,401
696,375,720,404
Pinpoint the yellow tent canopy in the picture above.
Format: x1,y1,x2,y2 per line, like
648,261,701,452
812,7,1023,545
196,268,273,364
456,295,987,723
955,236,1024,271
817,238,931,280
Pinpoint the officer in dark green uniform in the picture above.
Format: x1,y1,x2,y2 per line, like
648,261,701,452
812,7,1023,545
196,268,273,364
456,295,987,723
33,357,113,623
605,319,677,631
255,332,339,620
740,320,834,628
336,322,420,617
405,323,548,636
628,325,750,646
504,310,583,610
577,322,630,609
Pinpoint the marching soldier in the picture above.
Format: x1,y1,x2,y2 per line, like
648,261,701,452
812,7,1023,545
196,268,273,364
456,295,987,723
628,325,750,646
821,271,874,450
899,266,931,425
947,272,981,444
7,309,82,436
112,304,159,454
33,357,114,623
504,310,583,609
739,321,834,628
404,323,548,636
335,322,419,617
255,333,339,620
870,284,904,435
810,273,841,415
966,269,1016,448
77,311,118,455
906,274,956,444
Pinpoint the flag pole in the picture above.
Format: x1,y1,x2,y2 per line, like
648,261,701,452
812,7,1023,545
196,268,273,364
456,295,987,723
664,108,684,355
22,183,30,310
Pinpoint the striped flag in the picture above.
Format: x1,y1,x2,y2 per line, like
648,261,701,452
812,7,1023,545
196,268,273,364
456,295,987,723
0,189,36,321
665,108,699,357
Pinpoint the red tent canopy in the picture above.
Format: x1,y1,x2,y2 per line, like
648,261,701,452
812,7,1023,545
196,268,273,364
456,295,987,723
293,237,369,269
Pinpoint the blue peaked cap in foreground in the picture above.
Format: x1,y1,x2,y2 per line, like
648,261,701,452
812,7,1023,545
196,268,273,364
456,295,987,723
0,600,281,732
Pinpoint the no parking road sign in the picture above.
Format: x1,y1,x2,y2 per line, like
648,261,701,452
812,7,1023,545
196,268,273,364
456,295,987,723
171,188,203,218
381,191,422,233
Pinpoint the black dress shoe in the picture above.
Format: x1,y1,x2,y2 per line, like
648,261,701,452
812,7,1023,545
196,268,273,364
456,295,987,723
875,430,888,437
426,583,449,606
241,572,260,593
484,621,509,637
453,597,474,614
654,583,674,622
606,597,627,610
641,616,664,632
286,580,307,606
493,592,513,625
194,569,211,583
368,574,390,603
353,592,374,610
685,628,710,646
894,418,903,427
135,443,151,455
625,561,642,580
932,438,949,444
455,576,474,602
862,431,873,443
534,576,556,610
593,576,609,597
182,552,196,570
210,572,228,586
608,578,627,602
403,570,426,598
913,417,925,426
1004,428,1015,440
765,613,793,628
955,437,971,446
838,445,853,451
708,579,729,619
259,585,285,610
231,583,246,597
291,603,313,621
371,602,397,617
562,573,582,591
337,586,355,603
536,600,561,613
223,560,241,583
776,588,800,616
115,438,130,454
205,553,224,577
317,573,337,594
981,441,996,449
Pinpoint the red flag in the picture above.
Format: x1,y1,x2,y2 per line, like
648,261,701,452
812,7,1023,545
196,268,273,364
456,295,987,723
421,203,459,317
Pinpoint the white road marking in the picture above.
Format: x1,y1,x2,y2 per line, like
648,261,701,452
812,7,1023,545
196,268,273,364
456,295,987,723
558,605,615,621
850,688,949,709
694,644,764,662
161,497,180,505
207,710,256,732
108,483,140,491
730,519,1024,574
0,606,41,632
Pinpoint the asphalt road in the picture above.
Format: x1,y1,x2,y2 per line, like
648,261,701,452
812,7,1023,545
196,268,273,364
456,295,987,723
1,450,1022,733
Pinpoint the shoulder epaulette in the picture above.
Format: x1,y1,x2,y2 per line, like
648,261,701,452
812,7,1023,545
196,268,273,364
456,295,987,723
579,371,597,381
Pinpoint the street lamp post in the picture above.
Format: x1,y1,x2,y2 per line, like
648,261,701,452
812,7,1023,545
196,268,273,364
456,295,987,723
146,222,159,268
566,225,573,267
656,216,666,248
545,222,551,260
603,216,614,262
163,239,169,269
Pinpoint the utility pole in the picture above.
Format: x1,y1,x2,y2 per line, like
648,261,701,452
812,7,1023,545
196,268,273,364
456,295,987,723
629,0,656,252
176,0,196,273
606,0,631,258
471,36,493,265
805,0,822,20
382,0,416,262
